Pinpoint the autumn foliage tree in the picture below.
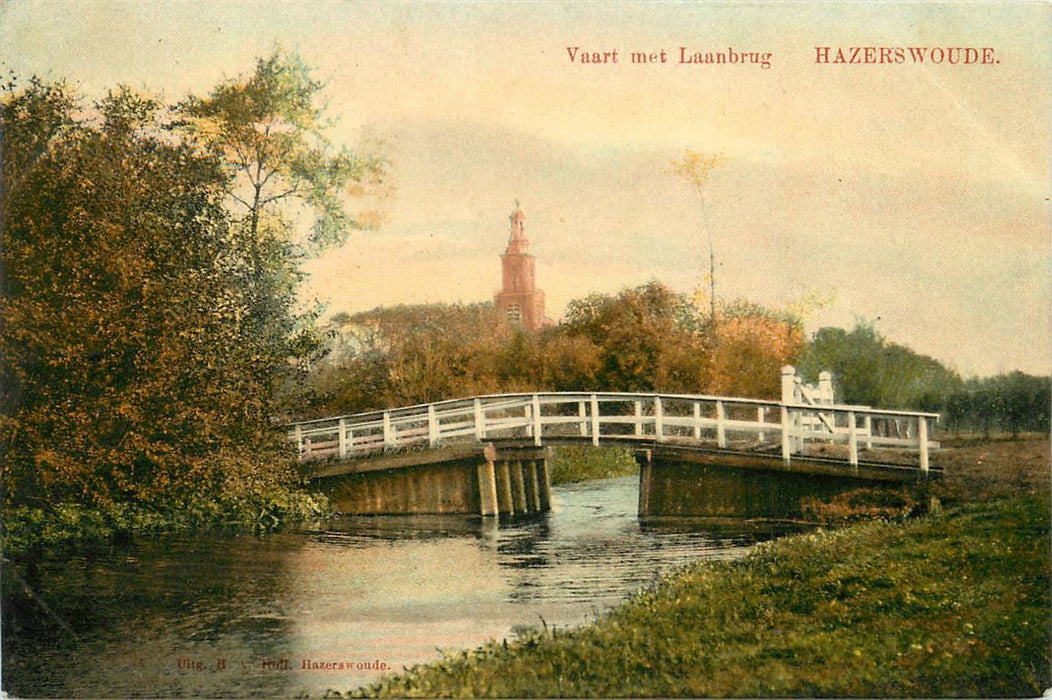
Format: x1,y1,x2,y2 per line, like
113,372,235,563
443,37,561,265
556,282,711,393
177,50,386,249
0,55,381,513
296,303,513,415
710,299,806,397
0,83,297,508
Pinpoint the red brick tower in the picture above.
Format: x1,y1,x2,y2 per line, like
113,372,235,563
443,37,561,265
495,203,546,331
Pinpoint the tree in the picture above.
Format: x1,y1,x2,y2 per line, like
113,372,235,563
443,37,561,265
0,77,326,510
710,299,806,397
299,303,512,414
0,77,77,477
177,49,385,250
536,334,601,392
668,149,728,326
797,323,884,406
797,320,963,411
558,282,711,393
177,51,386,415
948,373,1051,437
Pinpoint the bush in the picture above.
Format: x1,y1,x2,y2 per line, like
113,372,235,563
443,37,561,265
1,488,333,558
800,487,926,525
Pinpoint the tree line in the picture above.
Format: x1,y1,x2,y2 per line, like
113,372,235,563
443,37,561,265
796,322,1049,436
295,283,805,416
299,298,1050,440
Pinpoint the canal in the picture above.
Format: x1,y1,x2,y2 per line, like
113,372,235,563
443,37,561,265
3,475,799,697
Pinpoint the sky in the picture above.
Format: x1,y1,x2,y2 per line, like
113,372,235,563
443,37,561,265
2,0,1049,377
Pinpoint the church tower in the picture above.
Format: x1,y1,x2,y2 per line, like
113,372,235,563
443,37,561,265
494,203,546,331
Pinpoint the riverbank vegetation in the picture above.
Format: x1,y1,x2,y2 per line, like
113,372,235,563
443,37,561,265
1,490,332,557
350,435,1050,698
549,446,637,484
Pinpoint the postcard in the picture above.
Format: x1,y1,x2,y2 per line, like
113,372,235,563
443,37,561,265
1,1,1048,697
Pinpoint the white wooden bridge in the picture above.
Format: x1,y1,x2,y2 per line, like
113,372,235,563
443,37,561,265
288,368,939,475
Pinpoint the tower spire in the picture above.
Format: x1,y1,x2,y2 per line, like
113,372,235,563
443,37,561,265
508,201,527,250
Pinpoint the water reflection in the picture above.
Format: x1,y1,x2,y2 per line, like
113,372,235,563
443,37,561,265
3,476,797,697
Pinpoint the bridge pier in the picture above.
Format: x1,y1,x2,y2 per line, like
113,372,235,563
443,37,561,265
311,443,552,518
537,458,552,511
511,459,528,513
477,459,499,516
526,461,542,512
495,459,515,515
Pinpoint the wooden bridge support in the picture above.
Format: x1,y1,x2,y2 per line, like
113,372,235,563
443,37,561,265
477,459,499,516
637,446,931,519
311,443,551,518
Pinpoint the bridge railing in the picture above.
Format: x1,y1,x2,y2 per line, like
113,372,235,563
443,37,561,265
287,392,939,472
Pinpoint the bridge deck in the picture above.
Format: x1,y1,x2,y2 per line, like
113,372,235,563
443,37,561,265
305,438,940,487
290,391,940,477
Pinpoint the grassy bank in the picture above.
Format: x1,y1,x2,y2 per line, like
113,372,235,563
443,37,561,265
549,445,637,484
348,436,1050,698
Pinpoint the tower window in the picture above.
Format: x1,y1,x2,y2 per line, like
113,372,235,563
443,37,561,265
506,304,522,325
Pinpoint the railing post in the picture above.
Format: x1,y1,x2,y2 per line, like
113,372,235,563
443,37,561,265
428,404,439,447
780,405,791,464
532,394,542,446
864,414,873,450
782,365,803,453
918,416,929,474
578,401,588,437
634,400,643,437
293,423,303,457
716,400,726,448
781,365,796,404
590,394,600,447
654,395,664,443
382,411,394,448
693,401,702,441
474,398,485,440
818,371,834,404
848,410,858,467
757,406,766,443
338,418,348,458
